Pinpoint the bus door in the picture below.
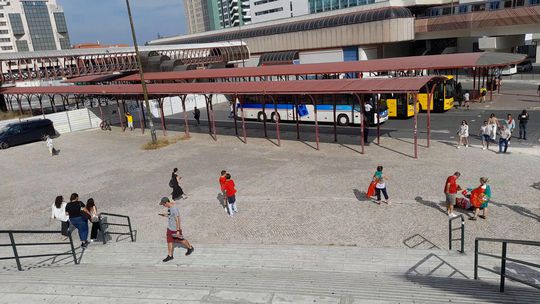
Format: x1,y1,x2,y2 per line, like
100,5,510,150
433,83,445,112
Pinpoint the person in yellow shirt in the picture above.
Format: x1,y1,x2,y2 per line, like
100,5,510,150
479,87,487,103
125,112,134,131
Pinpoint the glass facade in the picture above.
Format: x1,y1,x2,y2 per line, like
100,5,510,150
309,0,376,13
53,12,68,33
8,13,25,35
23,1,57,51
15,40,30,52
59,37,71,49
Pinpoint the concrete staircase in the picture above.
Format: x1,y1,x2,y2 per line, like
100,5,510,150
0,243,538,304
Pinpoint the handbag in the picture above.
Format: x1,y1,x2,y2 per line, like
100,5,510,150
169,178,174,188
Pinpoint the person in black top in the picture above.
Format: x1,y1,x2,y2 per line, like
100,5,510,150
193,107,201,126
518,110,529,140
65,193,89,248
170,168,186,200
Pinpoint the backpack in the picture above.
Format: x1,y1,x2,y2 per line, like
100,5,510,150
169,178,174,188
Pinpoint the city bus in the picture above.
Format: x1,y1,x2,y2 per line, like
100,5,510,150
417,76,455,112
237,94,389,126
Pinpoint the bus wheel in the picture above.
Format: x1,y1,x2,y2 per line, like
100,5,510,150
271,112,280,123
257,112,267,122
337,114,349,126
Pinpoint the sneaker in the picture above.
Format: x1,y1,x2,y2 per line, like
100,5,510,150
457,146,460,149
162,255,174,262
186,247,194,256
465,144,469,147
482,147,486,150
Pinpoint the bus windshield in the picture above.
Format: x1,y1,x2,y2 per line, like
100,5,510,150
445,79,455,99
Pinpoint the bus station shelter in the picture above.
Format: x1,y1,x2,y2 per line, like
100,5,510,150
1,76,446,158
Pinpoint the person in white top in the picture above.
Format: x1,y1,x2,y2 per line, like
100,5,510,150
479,121,491,150
46,135,54,156
51,195,69,239
457,120,469,148
463,92,470,109
498,125,512,153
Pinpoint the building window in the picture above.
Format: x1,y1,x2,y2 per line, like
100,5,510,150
254,0,278,5
488,1,500,9
8,14,24,35
23,1,58,51
59,37,71,49
1,46,13,50
15,40,29,51
0,37,10,42
54,12,68,33
0,30,8,34
530,0,540,4
255,7,284,16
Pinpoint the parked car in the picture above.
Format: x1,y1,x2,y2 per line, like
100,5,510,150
517,60,533,72
0,119,55,149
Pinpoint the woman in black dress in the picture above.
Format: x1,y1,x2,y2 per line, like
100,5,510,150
170,168,186,200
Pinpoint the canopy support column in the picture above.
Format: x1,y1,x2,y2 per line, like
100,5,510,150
472,69,476,98
271,95,281,147
357,94,365,154
233,95,239,136
294,95,300,140
158,98,167,137
333,94,337,142
489,71,494,101
15,95,23,115
37,95,44,115
181,95,189,138
136,98,144,134
98,98,105,129
25,94,34,115
208,95,217,141
375,95,380,145
427,84,436,148
239,95,247,144
140,97,147,134
308,94,319,150
413,93,419,159
116,98,124,131
204,95,212,134
262,95,267,138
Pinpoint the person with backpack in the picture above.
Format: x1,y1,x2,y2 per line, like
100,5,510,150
170,168,187,200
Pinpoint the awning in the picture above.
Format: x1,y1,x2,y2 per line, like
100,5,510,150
64,73,129,84
116,52,525,82
0,76,445,96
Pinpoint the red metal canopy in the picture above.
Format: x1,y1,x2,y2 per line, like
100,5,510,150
116,52,525,82
1,76,444,95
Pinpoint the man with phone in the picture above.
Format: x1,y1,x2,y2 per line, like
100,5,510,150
159,197,194,262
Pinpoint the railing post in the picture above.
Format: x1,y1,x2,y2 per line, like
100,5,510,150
500,242,507,292
127,217,134,242
474,239,479,280
460,216,465,253
449,218,452,250
68,232,78,265
8,232,22,271
99,218,107,245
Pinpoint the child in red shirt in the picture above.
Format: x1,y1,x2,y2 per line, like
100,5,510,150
219,170,227,209
224,173,237,217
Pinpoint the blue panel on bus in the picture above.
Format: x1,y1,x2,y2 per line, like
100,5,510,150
298,104,308,117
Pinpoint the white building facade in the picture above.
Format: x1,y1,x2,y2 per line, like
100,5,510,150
0,0,70,53
250,0,309,23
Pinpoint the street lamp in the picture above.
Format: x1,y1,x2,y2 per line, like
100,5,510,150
125,0,157,143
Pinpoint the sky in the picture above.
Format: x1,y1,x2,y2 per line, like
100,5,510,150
57,0,187,46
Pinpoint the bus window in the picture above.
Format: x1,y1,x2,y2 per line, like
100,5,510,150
445,79,455,98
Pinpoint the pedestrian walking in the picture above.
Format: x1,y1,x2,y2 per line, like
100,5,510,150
46,135,55,156
228,101,235,119
480,121,491,150
51,195,69,240
364,101,373,124
373,166,390,205
463,91,470,109
65,193,89,249
159,197,194,262
169,168,187,200
193,107,201,125
219,170,228,210
504,114,515,136
469,177,490,221
487,113,499,141
83,198,101,242
498,125,511,153
537,84,540,96
444,172,461,217
518,110,529,140
125,112,134,131
224,173,238,216
456,120,469,149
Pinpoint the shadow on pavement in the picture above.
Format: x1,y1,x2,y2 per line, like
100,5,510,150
414,196,448,215
403,234,441,250
489,200,540,222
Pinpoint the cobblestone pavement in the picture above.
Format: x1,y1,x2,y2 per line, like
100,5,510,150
0,128,538,254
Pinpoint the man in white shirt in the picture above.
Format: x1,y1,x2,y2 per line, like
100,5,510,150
498,126,511,153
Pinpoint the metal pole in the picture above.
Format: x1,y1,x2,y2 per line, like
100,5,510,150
333,94,337,142
137,98,144,134
474,239,479,280
233,95,238,136
414,93,418,159
272,95,280,146
262,95,267,137
376,94,380,145
309,95,319,150
500,242,507,292
460,216,465,253
209,95,217,141
181,95,189,137
127,217,134,242
126,0,157,143
294,95,300,140
68,231,78,264
428,84,436,148
8,232,22,271
116,99,124,131
449,219,452,251
240,96,247,143
99,218,107,245
159,98,167,136
205,95,212,134
360,94,365,154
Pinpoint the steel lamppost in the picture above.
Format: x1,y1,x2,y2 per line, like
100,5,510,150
126,0,157,143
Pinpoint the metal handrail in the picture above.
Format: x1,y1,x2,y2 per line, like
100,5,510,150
0,230,78,271
99,212,134,244
474,237,540,292
449,215,465,253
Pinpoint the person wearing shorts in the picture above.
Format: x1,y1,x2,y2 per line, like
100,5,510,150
480,121,491,150
444,172,461,217
125,112,134,131
159,197,194,262
224,173,237,217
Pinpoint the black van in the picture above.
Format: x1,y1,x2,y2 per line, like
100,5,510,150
0,119,55,149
